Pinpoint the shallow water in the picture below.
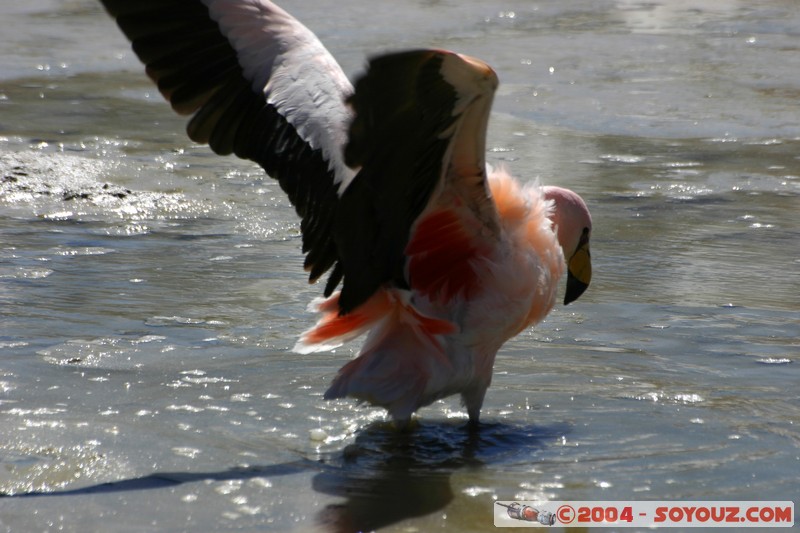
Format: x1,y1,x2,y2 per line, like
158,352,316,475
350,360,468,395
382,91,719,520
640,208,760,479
1,0,798,531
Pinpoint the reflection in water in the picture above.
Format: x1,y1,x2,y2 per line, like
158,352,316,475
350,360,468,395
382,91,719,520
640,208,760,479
313,420,568,532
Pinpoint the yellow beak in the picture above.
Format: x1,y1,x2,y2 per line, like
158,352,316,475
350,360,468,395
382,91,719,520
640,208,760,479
564,242,591,305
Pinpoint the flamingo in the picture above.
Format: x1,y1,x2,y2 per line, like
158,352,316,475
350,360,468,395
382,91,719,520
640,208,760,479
99,0,592,427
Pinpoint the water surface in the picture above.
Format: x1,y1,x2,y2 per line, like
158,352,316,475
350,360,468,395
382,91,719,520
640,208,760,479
1,1,798,531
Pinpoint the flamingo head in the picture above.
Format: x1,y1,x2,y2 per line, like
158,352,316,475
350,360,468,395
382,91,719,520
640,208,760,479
543,186,593,305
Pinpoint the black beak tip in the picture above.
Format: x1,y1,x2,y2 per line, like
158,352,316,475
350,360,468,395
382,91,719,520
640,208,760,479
564,274,589,305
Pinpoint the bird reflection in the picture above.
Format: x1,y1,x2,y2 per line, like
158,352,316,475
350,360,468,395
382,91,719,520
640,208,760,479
312,419,567,532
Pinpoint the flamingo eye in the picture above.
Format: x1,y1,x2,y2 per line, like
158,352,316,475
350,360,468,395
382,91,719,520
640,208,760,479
579,227,590,246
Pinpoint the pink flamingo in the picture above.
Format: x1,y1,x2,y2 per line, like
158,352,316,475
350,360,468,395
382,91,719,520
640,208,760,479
99,0,592,426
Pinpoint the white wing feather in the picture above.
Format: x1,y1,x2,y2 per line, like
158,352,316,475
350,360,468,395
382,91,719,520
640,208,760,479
202,0,355,191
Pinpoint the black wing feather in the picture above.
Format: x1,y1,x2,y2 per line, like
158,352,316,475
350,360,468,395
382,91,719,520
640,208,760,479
99,0,342,294
334,51,459,312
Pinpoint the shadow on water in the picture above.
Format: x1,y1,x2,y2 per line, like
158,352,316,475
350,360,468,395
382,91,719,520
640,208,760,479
0,460,317,497
1,420,569,532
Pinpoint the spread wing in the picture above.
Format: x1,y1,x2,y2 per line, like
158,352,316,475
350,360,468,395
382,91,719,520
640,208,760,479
334,50,500,311
99,0,355,290
100,0,500,315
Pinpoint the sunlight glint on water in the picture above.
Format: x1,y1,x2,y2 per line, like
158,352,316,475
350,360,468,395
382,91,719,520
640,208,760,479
1,1,798,531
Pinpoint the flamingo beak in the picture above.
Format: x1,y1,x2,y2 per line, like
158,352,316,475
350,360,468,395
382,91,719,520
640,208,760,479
564,241,591,305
